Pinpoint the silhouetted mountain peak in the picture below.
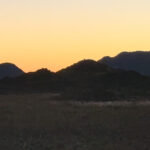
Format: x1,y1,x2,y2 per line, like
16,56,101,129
35,68,54,75
99,51,150,75
0,63,20,68
20,68,55,79
0,62,24,79
57,59,112,76
115,51,150,58
66,59,98,70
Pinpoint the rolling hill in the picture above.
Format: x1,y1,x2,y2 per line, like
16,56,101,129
99,51,150,76
0,58,150,101
0,63,24,79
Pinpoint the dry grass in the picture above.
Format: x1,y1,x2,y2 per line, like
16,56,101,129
0,93,150,150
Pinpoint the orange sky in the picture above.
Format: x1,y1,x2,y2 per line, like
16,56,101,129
1,0,150,72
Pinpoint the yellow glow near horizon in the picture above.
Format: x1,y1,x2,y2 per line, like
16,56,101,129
1,0,150,72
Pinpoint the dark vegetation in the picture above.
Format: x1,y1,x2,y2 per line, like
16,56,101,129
0,95,150,150
1,59,150,101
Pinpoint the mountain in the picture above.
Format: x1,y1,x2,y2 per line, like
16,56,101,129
57,59,113,78
56,59,150,101
99,51,150,75
0,63,24,79
0,68,57,93
1,59,150,101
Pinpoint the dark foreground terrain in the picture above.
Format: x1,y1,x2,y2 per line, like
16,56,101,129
0,93,150,150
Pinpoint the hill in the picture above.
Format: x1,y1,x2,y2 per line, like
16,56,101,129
99,51,150,75
0,63,24,79
1,59,150,101
57,59,113,80
0,68,57,93
57,60,150,101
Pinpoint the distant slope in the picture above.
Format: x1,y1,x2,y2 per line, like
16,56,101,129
0,68,57,93
1,60,150,101
57,59,150,100
0,63,24,79
99,51,150,75
57,59,113,77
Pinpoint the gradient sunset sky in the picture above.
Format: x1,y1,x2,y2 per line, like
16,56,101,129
1,0,150,72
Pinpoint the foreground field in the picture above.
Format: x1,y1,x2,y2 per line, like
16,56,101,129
0,93,150,150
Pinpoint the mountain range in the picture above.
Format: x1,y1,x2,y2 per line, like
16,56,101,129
99,51,150,75
1,51,150,79
1,51,150,101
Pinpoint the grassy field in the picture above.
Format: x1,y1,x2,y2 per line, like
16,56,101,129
0,93,150,150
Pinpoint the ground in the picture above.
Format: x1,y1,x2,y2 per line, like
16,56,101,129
0,93,150,150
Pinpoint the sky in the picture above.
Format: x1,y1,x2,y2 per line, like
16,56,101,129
0,0,150,72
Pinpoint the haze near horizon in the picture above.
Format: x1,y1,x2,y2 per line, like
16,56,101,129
1,0,150,72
